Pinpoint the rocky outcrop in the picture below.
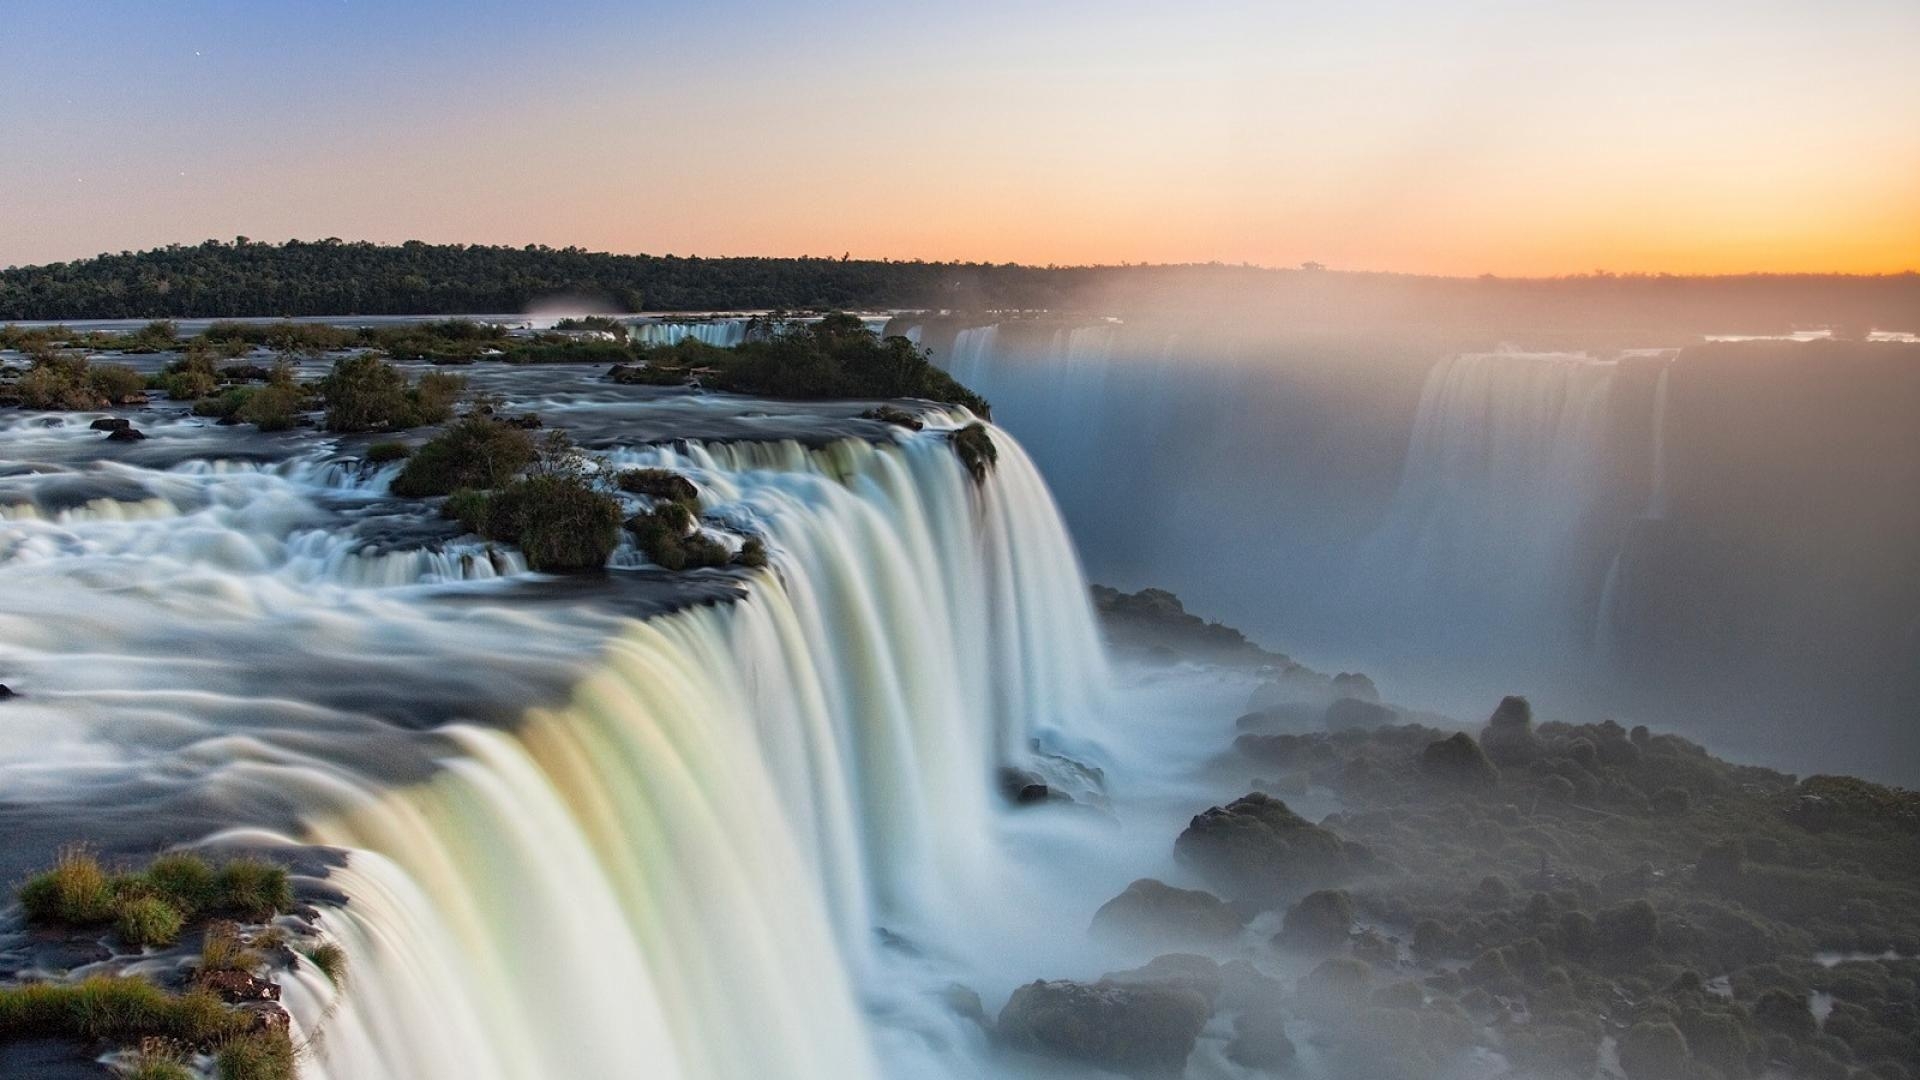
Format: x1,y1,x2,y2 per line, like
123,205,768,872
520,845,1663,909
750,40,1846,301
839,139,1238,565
89,417,131,432
1090,879,1246,951
1274,888,1354,952
1324,696,1396,732
104,427,147,442
997,978,1210,1079
1479,695,1540,766
1174,793,1372,901
1420,733,1498,789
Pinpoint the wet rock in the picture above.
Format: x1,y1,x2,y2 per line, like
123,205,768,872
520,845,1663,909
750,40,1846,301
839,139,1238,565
1226,1006,1297,1072
944,983,989,1028
1099,953,1225,1007
103,427,147,442
1174,792,1371,900
1479,695,1540,766
997,978,1211,1079
1324,696,1395,732
997,766,1069,806
1420,733,1499,789
0,684,14,700
1275,888,1354,952
238,1001,292,1036
1090,879,1246,951
88,417,131,432
198,967,282,1004
858,406,924,430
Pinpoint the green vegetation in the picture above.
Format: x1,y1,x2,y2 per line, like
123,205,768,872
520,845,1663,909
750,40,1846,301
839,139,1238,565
319,353,464,432
950,422,998,481
304,941,348,983
10,356,149,409
614,468,699,503
364,440,411,464
215,1029,296,1080
17,849,292,946
391,418,536,496
628,499,731,571
479,475,624,571
0,977,240,1044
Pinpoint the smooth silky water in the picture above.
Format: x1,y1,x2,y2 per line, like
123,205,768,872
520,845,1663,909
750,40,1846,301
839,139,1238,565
0,361,1269,1079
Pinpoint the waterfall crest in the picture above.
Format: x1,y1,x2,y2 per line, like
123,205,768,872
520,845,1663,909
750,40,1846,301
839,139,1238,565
279,425,1108,1079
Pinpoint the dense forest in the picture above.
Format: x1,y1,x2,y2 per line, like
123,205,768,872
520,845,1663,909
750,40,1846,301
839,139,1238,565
3,239,1917,335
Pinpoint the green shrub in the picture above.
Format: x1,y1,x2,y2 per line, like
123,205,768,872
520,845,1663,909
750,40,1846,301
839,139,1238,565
17,357,106,409
443,488,493,534
390,418,535,496
628,500,730,571
193,386,257,420
158,368,219,400
364,441,410,463
236,384,303,431
614,468,699,504
1617,1021,1690,1080
18,849,117,925
116,896,186,948
90,363,149,404
0,977,241,1044
320,354,465,432
215,1030,296,1080
198,923,266,975
734,537,769,568
213,859,292,921
144,852,219,915
483,476,622,572
305,941,348,983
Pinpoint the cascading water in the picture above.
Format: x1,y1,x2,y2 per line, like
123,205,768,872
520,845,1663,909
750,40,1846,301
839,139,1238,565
0,388,1108,1080
1355,351,1618,659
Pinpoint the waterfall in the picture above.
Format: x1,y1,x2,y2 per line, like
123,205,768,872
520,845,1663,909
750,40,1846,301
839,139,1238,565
630,319,751,348
1357,351,1618,657
280,426,1105,1079
946,324,1000,388
1645,362,1672,520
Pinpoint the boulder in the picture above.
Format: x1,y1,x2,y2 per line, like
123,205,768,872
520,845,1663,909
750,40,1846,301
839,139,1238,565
1420,733,1499,789
1275,889,1354,952
1479,695,1541,766
1090,879,1246,951
88,417,131,432
1227,1006,1297,1072
1324,697,1396,732
997,978,1210,1079
1099,953,1225,1007
198,968,282,1004
0,684,13,700
1174,793,1371,900
104,427,147,442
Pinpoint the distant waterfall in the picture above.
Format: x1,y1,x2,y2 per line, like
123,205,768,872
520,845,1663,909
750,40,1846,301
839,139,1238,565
1645,362,1673,520
1357,351,1618,656
284,426,1108,1080
630,319,750,348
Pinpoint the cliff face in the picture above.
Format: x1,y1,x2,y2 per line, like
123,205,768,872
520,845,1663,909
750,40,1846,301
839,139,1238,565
1606,342,1920,765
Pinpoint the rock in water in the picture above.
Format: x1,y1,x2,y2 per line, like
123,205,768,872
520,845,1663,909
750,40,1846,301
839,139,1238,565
88,417,131,432
1275,888,1354,952
104,427,147,442
997,979,1210,1079
0,684,14,700
1174,792,1371,900
1090,878,1246,951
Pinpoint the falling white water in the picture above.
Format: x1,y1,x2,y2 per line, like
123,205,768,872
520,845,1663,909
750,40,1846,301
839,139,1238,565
1356,351,1618,657
1644,362,1673,520
629,319,751,348
0,396,1108,1080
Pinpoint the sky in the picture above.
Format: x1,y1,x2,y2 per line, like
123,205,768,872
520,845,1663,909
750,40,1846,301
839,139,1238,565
1,0,1916,276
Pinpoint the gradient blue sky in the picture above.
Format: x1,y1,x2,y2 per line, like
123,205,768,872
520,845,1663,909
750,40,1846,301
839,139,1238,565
3,0,1917,273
